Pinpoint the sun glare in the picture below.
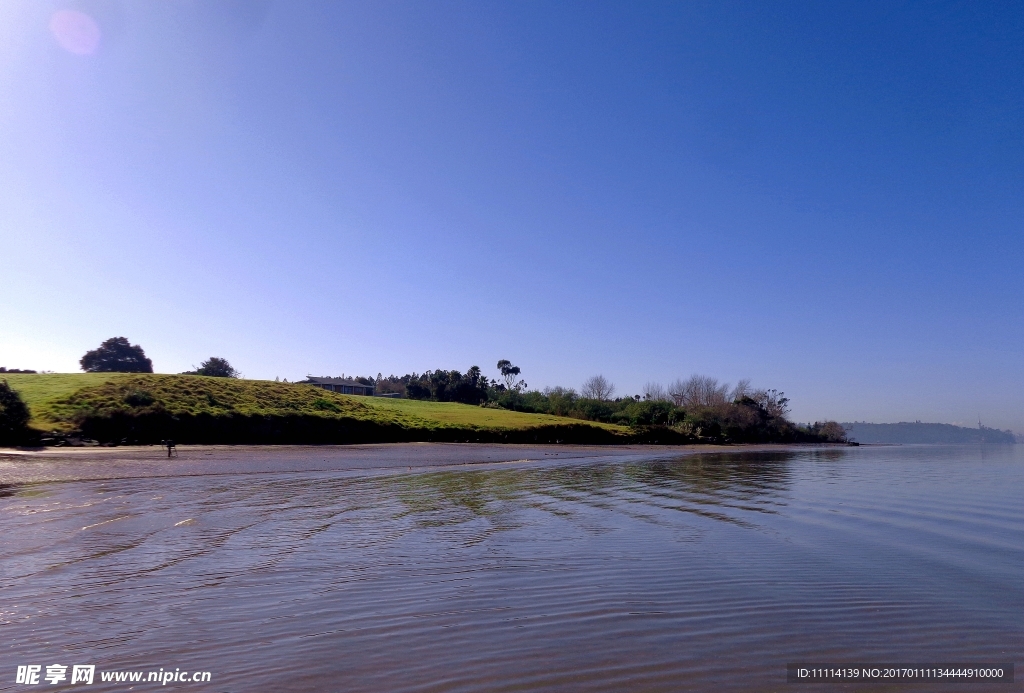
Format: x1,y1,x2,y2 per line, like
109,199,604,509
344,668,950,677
49,9,100,56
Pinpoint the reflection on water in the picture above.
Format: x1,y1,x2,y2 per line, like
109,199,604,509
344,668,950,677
391,451,797,536
1,445,1021,692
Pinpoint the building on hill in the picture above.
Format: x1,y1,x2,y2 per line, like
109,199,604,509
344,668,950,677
302,376,375,396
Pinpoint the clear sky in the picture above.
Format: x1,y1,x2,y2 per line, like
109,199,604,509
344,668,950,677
2,1,1023,431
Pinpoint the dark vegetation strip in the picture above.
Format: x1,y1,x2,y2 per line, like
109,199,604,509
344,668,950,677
74,413,625,445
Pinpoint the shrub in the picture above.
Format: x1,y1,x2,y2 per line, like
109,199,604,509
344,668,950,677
313,398,341,412
0,381,31,445
123,390,155,407
612,400,678,427
810,421,847,443
189,357,240,378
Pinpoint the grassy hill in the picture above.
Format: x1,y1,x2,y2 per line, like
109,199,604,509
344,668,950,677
3,373,629,445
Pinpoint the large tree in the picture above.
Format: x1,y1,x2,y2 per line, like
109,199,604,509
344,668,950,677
80,337,154,373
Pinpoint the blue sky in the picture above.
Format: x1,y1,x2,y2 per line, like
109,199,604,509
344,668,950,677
2,1,1023,430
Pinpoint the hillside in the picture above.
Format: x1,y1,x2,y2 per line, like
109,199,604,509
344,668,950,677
842,422,1016,445
4,373,629,445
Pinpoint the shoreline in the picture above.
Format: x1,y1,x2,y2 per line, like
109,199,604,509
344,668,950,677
3,373,846,447
0,442,841,485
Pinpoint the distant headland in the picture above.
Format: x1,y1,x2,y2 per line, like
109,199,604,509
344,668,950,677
842,421,1016,445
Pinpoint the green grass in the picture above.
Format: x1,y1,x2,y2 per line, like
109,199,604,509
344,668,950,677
3,373,134,424
360,396,624,431
4,373,629,444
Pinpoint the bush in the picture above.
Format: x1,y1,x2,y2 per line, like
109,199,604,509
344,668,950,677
808,421,847,443
570,398,617,422
0,381,32,445
612,400,678,427
188,357,240,378
123,390,155,407
313,398,341,412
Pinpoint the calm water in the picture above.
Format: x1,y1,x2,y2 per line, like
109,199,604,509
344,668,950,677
1,444,1021,692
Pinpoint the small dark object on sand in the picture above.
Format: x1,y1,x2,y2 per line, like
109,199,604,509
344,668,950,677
163,439,177,457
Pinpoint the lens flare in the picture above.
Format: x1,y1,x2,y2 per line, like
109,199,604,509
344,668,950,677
49,9,101,55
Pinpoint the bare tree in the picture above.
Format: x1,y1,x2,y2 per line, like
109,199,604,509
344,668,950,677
730,378,752,401
581,375,615,401
668,375,730,408
667,378,685,406
643,381,668,401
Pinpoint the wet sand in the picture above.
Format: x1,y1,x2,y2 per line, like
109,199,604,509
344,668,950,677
0,442,801,484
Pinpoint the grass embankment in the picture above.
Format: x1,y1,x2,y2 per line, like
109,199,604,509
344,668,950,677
4,373,629,445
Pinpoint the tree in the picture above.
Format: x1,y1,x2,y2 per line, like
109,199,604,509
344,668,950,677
814,421,846,442
497,360,526,392
394,366,489,403
0,380,31,445
80,337,153,373
643,382,668,401
406,379,431,399
613,399,678,427
730,378,753,401
752,388,790,417
193,357,239,378
668,375,729,408
454,365,489,404
581,375,614,401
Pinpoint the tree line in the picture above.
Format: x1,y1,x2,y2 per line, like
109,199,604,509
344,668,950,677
361,365,847,444
0,337,850,446
371,361,521,405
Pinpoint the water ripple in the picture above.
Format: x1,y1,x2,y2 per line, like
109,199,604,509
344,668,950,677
1,444,1021,691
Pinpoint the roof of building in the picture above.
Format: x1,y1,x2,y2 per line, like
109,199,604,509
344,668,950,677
303,376,374,387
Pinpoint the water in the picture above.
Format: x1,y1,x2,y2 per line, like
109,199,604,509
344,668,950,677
1,444,1021,691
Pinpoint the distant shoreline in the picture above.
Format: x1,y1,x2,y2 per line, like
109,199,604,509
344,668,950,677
842,421,1016,445
3,373,846,447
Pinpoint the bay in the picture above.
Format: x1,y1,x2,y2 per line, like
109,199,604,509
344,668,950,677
1,444,1020,691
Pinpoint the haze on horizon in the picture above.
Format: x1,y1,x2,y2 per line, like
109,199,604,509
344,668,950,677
1,1,1023,432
